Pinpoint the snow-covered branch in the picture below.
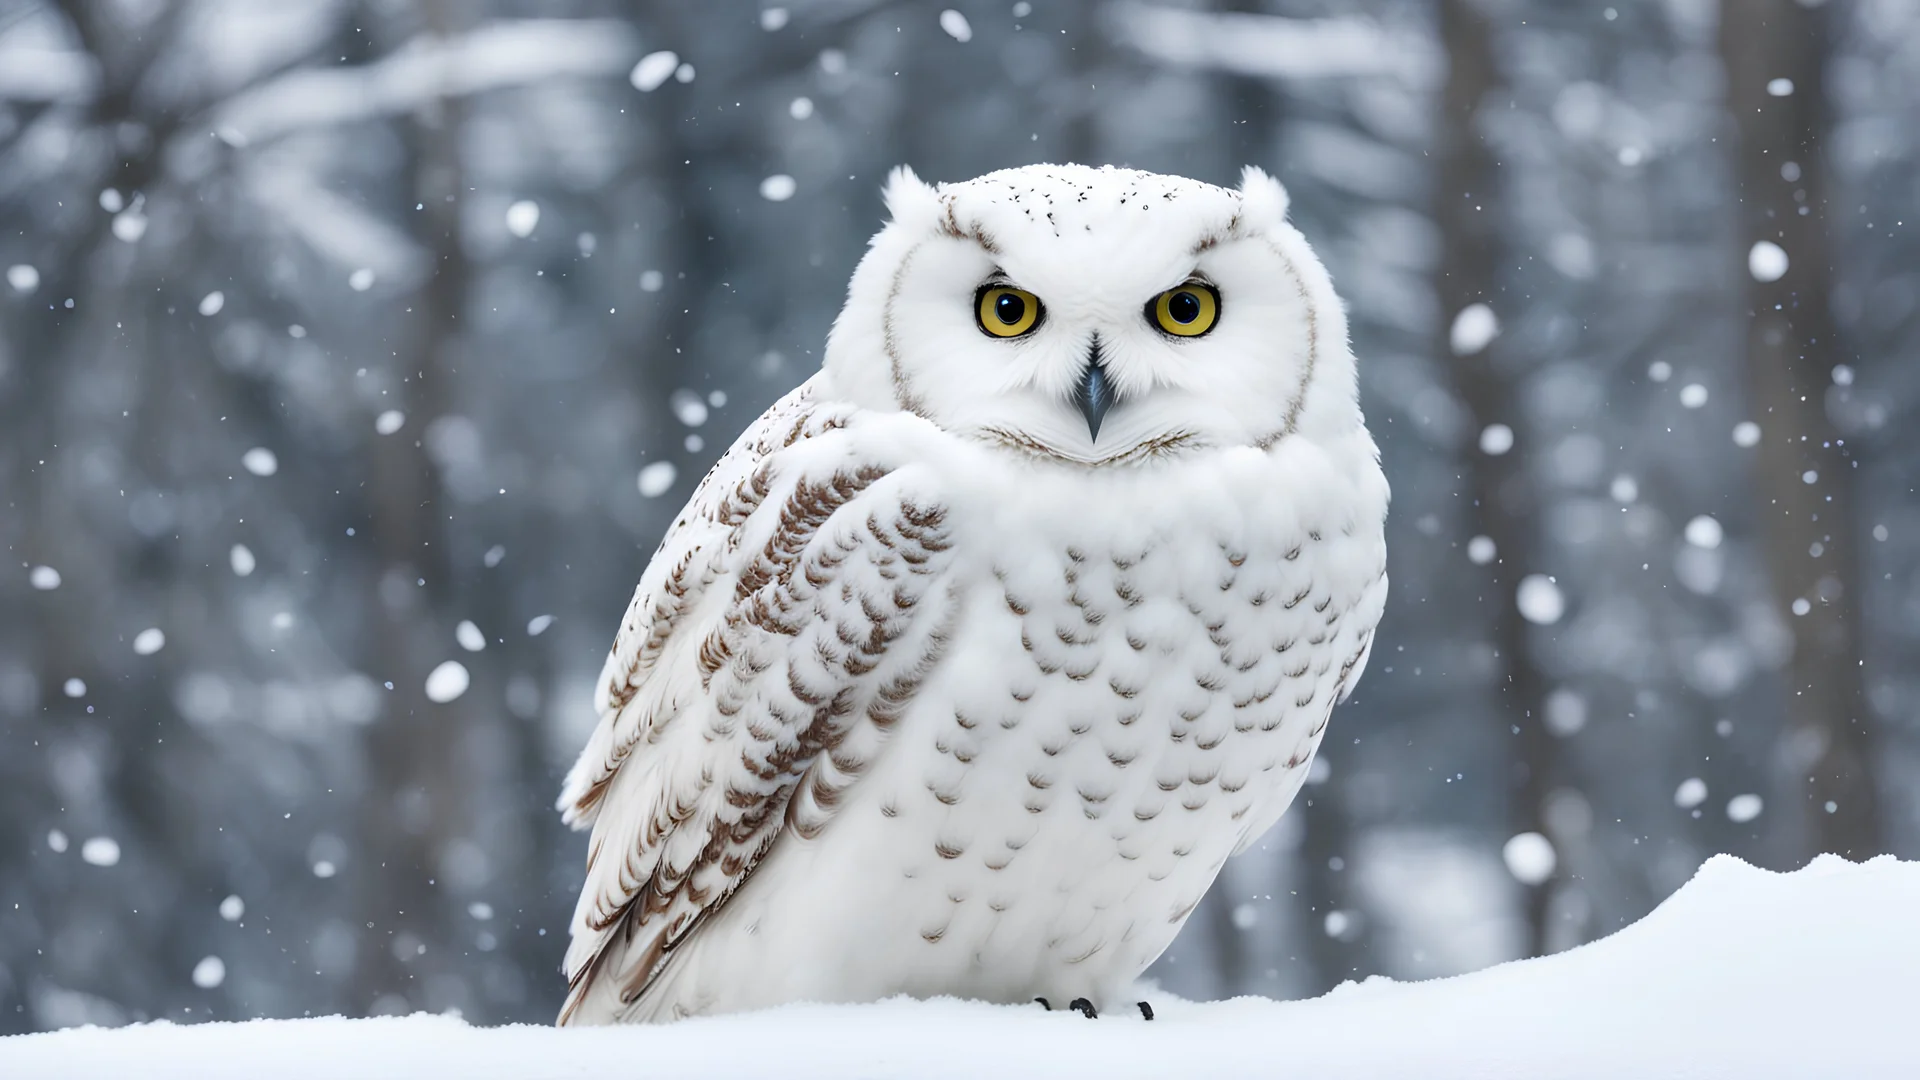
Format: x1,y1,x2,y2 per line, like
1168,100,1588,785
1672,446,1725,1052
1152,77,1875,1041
214,19,641,146
1107,3,1441,85
0,46,97,103
239,158,429,288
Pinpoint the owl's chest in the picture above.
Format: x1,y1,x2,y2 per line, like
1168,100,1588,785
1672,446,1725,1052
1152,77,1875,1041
877,463,1377,872
835,516,1362,986
785,456,1384,989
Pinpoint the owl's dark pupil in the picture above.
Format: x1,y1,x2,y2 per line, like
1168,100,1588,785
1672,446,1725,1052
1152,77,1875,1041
995,292,1026,325
1168,290,1201,324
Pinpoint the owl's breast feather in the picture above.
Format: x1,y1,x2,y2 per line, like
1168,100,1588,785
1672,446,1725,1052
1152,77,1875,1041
808,421,1387,994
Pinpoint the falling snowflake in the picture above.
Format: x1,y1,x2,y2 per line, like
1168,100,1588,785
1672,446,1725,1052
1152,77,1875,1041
506,200,540,238
638,461,677,497
631,51,679,92
241,448,278,477
1449,303,1499,355
113,209,148,243
939,9,974,41
1502,832,1556,885
191,956,226,989
81,837,121,867
1747,241,1788,283
671,389,709,427
1683,516,1723,550
425,661,470,704
1516,575,1565,625
456,620,486,652
1544,688,1587,737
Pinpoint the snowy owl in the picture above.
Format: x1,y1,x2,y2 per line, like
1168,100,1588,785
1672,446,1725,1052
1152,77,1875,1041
556,164,1389,1025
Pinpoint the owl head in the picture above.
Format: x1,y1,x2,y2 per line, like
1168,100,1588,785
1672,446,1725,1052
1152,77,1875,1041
822,164,1365,466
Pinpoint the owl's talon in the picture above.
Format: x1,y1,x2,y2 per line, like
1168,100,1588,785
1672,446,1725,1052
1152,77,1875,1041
1034,996,1052,1011
1069,997,1098,1019
1137,1001,1155,1021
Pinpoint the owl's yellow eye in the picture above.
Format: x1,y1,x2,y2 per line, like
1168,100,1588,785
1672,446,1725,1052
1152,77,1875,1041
1150,282,1219,337
977,286,1042,338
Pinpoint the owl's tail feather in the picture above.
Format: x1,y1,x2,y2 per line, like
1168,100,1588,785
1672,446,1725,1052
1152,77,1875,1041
559,925,700,1026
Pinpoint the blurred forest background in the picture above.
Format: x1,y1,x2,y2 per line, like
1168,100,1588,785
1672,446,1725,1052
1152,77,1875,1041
3,0,1917,1033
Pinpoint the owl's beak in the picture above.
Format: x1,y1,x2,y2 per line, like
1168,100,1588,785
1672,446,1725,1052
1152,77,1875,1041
1075,338,1115,441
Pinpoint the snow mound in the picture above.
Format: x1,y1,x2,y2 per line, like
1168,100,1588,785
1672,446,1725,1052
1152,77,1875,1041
3,855,1915,1079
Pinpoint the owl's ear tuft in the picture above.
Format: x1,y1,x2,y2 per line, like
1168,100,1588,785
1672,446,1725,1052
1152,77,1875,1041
1237,166,1291,227
882,165,944,233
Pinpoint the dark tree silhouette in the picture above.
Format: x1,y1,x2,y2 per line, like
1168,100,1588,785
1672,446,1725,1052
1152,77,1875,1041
1434,0,1560,955
1719,0,1881,859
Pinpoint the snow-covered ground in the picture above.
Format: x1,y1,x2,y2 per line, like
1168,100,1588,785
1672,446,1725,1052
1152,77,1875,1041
3,854,1914,1079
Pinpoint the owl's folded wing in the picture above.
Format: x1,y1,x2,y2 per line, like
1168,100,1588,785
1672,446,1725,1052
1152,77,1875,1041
555,385,956,1023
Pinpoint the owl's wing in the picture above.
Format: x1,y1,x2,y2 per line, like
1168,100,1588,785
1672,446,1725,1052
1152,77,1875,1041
555,382,956,1024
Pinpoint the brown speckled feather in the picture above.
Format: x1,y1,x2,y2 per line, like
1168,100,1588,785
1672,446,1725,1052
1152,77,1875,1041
556,385,955,1023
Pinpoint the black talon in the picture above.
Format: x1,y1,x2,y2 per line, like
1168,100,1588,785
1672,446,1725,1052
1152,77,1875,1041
1034,997,1052,1011
1137,1001,1155,1021
1069,997,1098,1019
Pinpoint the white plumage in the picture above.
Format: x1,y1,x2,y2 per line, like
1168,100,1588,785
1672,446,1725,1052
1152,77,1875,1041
557,164,1389,1024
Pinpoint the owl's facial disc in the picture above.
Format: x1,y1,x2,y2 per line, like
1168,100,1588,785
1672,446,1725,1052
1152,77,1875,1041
936,264,1243,465
840,166,1337,466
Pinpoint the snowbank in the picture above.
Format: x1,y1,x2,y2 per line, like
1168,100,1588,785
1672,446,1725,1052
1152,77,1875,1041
4,854,1915,1079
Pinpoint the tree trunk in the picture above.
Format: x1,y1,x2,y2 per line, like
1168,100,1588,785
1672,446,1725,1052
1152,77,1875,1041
352,0,471,1011
1717,0,1880,859
1435,0,1558,955
1297,782,1359,988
